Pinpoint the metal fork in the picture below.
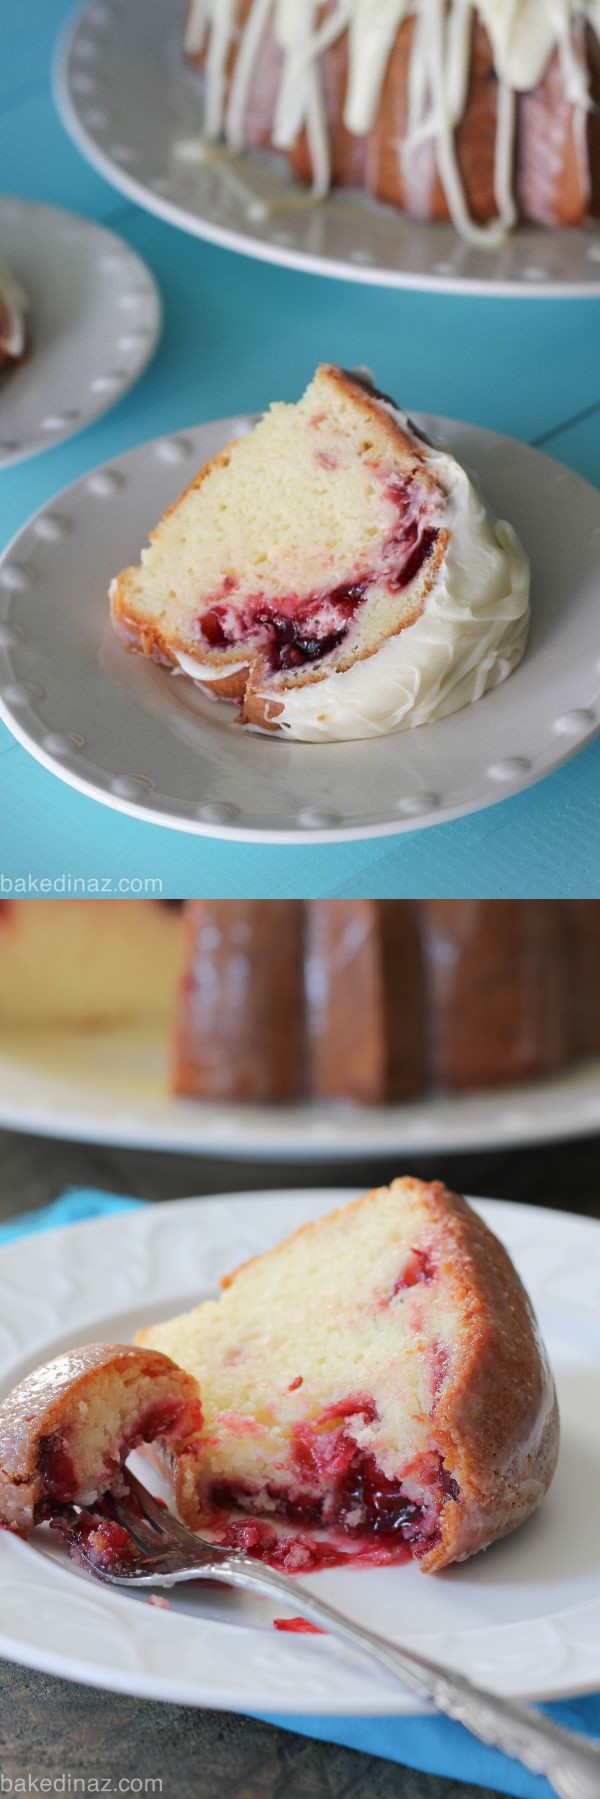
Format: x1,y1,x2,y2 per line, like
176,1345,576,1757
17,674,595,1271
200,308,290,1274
75,1471,600,1799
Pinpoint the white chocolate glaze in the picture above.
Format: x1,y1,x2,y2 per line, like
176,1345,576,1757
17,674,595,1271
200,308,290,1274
266,420,531,742
176,650,249,681
184,1,600,242
0,262,28,360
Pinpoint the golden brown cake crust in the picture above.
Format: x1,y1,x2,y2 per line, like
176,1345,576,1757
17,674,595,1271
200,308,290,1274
173,901,306,1101
0,1344,202,1534
304,900,426,1103
218,1178,559,1572
172,901,599,1107
173,900,428,1104
421,900,574,1093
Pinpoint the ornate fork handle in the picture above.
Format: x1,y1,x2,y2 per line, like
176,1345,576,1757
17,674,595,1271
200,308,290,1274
92,1474,600,1799
186,1552,600,1799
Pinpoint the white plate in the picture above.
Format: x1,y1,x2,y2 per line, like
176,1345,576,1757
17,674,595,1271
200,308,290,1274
0,414,599,843
0,199,161,471
54,0,600,300
0,1190,599,1713
1,1019,600,1157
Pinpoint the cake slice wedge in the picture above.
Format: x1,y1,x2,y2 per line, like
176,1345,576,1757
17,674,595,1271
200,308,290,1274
137,1178,559,1572
110,366,530,742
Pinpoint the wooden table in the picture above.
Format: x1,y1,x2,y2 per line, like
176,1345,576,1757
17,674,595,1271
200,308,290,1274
1,1126,598,1799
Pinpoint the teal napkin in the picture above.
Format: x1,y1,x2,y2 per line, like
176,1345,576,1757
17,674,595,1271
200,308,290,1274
1,1189,598,1799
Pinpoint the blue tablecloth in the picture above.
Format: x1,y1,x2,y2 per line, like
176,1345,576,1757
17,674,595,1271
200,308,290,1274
1,0,600,897
0,1186,598,1799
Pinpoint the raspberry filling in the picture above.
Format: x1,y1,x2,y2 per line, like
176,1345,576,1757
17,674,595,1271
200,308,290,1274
208,1396,459,1573
134,1397,200,1443
50,1505,139,1573
386,1247,436,1301
36,1396,200,1517
196,479,440,674
38,1435,78,1505
200,580,369,673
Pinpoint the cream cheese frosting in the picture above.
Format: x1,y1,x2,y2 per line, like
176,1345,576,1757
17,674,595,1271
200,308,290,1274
184,0,600,243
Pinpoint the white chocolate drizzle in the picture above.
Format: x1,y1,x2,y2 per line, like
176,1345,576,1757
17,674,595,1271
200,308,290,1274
184,0,600,242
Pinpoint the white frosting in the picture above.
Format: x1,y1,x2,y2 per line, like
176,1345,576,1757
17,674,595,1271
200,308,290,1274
176,650,249,681
263,440,531,742
186,0,600,242
0,262,28,360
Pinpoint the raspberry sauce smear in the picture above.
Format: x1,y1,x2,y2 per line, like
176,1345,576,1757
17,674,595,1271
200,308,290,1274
196,475,440,675
208,1394,458,1574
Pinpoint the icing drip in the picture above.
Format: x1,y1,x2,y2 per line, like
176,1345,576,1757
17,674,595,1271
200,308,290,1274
187,0,600,243
494,81,518,231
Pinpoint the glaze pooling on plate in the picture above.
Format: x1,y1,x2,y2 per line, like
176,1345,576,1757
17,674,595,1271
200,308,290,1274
1,1021,600,1156
184,0,600,244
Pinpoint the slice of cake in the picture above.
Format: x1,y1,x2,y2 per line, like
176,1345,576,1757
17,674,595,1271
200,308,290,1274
0,1344,202,1536
0,262,28,368
110,366,530,742
138,1178,559,1572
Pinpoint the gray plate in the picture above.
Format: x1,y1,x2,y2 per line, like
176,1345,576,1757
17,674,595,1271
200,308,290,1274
54,0,600,298
0,198,161,470
0,413,599,843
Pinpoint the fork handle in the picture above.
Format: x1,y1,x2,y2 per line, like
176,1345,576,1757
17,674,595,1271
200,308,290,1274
206,1554,600,1799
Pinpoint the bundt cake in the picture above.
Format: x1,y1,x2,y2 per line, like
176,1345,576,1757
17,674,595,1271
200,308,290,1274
137,1177,560,1573
0,1344,202,1537
2,899,600,1102
110,365,530,741
173,899,600,1101
0,262,28,368
184,2,600,244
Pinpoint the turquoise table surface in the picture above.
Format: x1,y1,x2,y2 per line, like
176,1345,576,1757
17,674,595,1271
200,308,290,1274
1,0,600,899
